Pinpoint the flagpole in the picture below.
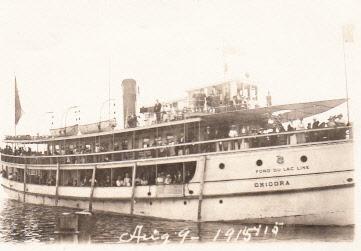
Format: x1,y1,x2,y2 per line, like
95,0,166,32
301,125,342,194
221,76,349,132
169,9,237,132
14,76,17,137
342,30,350,125
108,57,111,121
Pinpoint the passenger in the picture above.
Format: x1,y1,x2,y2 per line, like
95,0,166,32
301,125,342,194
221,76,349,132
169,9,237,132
174,170,182,184
105,175,111,187
206,95,213,112
268,126,278,146
257,129,267,147
126,114,133,128
312,118,320,129
185,170,192,183
295,118,306,143
156,172,165,185
81,176,90,186
116,176,124,187
95,144,100,153
327,116,336,128
327,116,337,140
162,104,171,122
318,122,328,141
164,174,172,185
168,138,176,156
335,114,346,126
240,126,249,149
124,173,131,186
73,179,78,186
175,135,184,156
287,123,297,145
204,126,215,152
158,142,167,157
134,175,142,186
199,90,206,112
51,176,56,186
154,100,162,123
140,174,149,185
310,118,320,142
228,125,239,150
214,129,224,151
305,123,312,142
46,176,52,186
335,114,347,139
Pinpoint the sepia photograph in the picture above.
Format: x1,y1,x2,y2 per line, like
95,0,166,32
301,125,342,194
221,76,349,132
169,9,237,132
0,0,360,249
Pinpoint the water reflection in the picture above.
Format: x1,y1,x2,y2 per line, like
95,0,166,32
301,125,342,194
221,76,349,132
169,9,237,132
0,197,354,244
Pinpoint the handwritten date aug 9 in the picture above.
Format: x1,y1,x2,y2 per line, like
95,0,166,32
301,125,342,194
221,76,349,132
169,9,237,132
119,222,283,244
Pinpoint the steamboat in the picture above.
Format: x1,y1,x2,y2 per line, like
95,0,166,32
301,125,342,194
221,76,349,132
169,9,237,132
0,79,353,225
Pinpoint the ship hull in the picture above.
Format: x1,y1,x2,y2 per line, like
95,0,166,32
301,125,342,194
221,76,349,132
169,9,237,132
1,140,354,225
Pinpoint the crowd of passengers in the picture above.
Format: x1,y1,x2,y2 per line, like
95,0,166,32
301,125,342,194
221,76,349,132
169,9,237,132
190,90,259,114
0,113,349,160
132,95,258,128
1,168,193,188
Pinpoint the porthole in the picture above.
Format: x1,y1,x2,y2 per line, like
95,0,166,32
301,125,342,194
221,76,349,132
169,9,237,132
147,192,151,196
189,190,194,195
347,178,353,182
300,155,308,162
219,163,225,169
184,201,187,205
219,199,223,204
256,160,263,166
149,201,153,206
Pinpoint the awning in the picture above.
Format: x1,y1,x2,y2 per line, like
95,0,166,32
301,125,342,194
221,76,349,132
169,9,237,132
201,98,346,124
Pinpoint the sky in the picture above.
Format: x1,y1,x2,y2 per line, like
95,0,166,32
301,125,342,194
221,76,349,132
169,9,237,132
0,0,360,137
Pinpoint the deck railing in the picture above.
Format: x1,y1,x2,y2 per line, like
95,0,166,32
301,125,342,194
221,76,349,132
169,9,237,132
0,126,352,166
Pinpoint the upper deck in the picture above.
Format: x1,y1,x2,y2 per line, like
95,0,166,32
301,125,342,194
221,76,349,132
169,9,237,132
3,98,347,145
1,126,352,167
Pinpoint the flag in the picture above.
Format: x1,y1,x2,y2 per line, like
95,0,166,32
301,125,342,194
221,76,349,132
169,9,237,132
224,63,228,73
15,77,22,125
343,25,354,43
223,46,241,56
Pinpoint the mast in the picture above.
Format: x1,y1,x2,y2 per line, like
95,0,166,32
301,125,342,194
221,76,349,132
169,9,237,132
342,25,353,125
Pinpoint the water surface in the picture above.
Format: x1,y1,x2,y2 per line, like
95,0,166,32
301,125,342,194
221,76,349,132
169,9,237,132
0,190,354,244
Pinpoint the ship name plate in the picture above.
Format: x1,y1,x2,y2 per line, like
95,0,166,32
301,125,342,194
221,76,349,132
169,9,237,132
254,180,290,188
255,165,309,174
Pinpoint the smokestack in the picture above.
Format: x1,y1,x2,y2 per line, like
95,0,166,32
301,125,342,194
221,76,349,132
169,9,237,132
121,79,137,128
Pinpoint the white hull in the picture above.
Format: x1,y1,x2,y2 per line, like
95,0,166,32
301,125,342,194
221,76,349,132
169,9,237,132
1,141,354,225
1,183,353,225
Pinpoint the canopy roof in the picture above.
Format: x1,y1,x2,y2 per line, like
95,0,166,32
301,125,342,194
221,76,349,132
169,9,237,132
200,98,347,124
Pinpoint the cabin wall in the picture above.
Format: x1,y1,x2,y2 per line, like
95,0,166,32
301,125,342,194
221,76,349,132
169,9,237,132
204,141,353,182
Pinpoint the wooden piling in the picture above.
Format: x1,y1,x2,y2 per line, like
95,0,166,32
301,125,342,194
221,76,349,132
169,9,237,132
197,156,207,221
88,165,97,212
23,164,27,203
130,162,137,215
55,163,60,206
